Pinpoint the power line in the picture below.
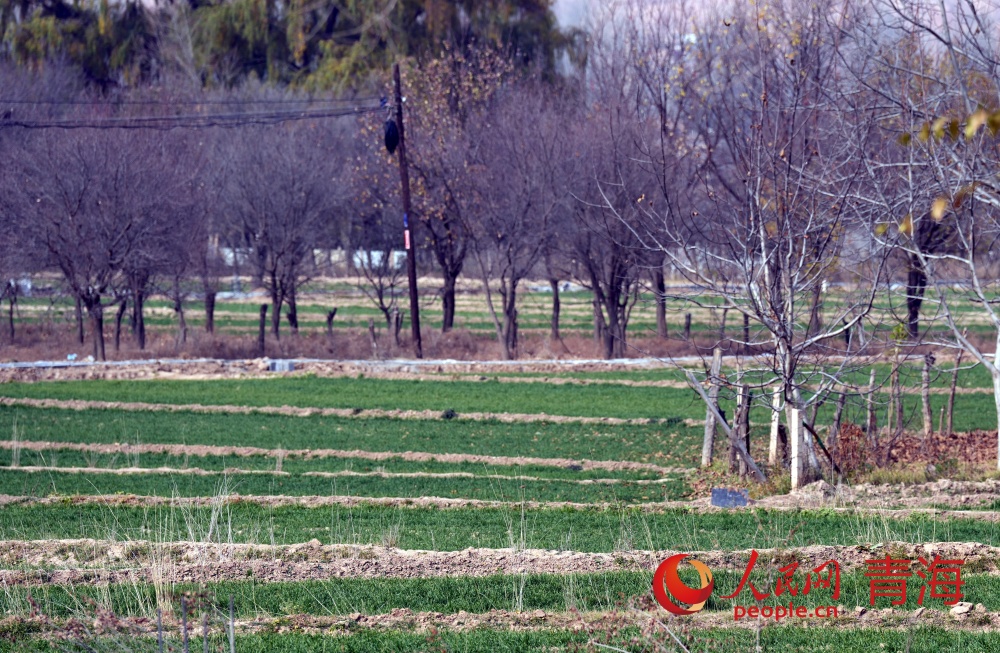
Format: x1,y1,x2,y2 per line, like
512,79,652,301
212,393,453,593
0,96,383,106
1,104,385,130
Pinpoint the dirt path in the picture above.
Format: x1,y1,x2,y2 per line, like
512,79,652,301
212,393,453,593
0,439,686,476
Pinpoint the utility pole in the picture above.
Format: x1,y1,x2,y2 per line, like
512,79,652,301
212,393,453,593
394,62,422,359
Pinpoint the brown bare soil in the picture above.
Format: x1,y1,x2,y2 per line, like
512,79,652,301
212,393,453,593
2,539,995,585
0,439,686,476
0,326,725,367
2,481,999,516
4,602,1000,642
0,463,684,485
0,395,662,427
2,355,996,394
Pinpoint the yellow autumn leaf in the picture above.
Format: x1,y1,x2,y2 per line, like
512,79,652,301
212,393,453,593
989,112,1000,136
932,117,948,140
917,123,931,143
875,223,889,236
899,214,913,236
931,197,949,221
966,109,988,139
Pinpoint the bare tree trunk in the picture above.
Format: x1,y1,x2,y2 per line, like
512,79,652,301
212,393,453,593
807,282,823,336
769,386,782,465
701,347,722,467
204,291,216,334
392,307,402,347
742,313,750,351
549,278,561,341
686,367,767,483
368,317,378,356
891,362,903,439
921,354,934,452
737,384,751,477
257,304,268,357
269,272,282,341
88,303,106,362
500,280,519,359
830,392,846,457
173,278,187,348
906,253,927,340
325,308,337,339
866,367,878,445
75,297,85,345
7,290,15,342
114,299,127,353
653,268,667,338
946,350,963,436
285,285,299,335
474,263,512,360
593,299,605,345
684,313,691,340
994,372,1000,472
442,274,457,333
132,282,147,350
176,302,187,348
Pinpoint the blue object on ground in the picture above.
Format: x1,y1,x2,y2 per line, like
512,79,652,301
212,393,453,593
710,487,750,508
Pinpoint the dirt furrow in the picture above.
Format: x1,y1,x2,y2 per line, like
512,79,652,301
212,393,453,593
0,438,687,476
5,605,1000,641
1,539,996,583
2,357,990,393
0,395,659,426
0,464,682,485
1,482,999,515
300,470,680,484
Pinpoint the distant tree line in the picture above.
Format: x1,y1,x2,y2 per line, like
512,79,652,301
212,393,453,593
0,0,582,90
8,0,1000,471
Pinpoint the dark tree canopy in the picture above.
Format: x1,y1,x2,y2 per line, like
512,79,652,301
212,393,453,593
1,0,578,90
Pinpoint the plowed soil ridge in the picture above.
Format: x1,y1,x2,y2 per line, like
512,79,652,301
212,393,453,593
1,540,995,585
4,603,1000,640
0,464,681,485
2,484,999,517
0,395,659,426
0,439,687,476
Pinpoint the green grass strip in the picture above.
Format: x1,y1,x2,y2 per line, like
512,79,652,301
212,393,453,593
0,448,665,482
1,504,998,553
2,570,997,619
9,627,1000,653
0,405,702,466
0,376,704,420
0,467,690,505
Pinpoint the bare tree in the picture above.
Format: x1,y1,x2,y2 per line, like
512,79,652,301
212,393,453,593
8,125,187,360
588,0,891,480
466,84,571,360
856,0,1000,469
224,121,347,341
402,49,512,333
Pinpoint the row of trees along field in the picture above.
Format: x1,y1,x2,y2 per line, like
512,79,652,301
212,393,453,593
6,0,1000,475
